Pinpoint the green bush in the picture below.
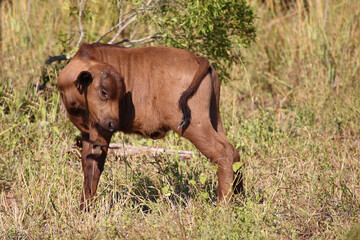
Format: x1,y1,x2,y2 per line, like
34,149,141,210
150,0,256,80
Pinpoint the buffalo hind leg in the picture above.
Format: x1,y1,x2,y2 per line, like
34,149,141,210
182,122,242,203
80,128,112,211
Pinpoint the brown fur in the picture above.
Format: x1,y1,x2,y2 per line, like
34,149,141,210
57,43,242,210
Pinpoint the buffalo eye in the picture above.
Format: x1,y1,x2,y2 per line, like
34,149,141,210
100,89,109,100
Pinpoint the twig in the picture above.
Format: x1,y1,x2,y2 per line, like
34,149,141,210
44,0,161,66
76,0,85,48
107,13,138,44
96,0,159,44
95,0,123,43
95,9,140,43
108,0,123,44
123,41,147,47
114,34,161,45
130,22,139,39
124,40,156,47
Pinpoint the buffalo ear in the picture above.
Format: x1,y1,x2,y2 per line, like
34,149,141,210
75,71,93,94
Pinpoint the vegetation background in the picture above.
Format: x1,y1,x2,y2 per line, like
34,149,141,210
1,0,360,239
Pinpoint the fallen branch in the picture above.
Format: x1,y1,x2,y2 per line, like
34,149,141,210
108,143,195,161
109,143,195,160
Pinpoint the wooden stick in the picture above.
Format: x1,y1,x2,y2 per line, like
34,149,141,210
107,143,195,160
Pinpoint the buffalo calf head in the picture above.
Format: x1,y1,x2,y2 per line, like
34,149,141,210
75,63,125,132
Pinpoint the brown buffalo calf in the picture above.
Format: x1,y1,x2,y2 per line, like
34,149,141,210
57,43,242,210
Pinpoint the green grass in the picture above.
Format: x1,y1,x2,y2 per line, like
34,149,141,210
1,0,360,239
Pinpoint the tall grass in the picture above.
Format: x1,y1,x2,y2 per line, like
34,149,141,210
1,0,360,239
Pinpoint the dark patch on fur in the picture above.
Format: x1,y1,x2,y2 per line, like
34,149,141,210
209,67,218,131
118,92,135,132
178,57,210,133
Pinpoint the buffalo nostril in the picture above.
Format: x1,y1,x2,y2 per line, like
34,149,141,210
108,121,114,130
102,120,117,131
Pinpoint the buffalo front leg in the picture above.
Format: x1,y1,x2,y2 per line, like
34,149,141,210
79,128,112,211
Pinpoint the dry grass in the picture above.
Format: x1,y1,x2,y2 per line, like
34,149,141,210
1,0,360,239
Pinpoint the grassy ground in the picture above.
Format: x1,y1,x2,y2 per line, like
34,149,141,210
1,0,360,239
